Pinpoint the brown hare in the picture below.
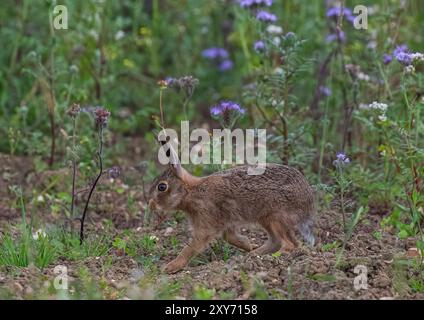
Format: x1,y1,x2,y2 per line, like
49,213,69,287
148,161,315,273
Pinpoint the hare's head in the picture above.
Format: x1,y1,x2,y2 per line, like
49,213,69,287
148,162,200,211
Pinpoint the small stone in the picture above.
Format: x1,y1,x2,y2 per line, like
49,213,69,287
164,227,174,236
406,248,421,258
13,282,24,292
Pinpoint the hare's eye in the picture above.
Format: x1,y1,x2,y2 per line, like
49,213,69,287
157,182,168,192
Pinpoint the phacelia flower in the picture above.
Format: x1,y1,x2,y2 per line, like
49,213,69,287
391,45,424,66
396,51,413,66
256,10,277,22
202,47,233,72
326,30,345,43
319,86,332,97
94,107,111,128
218,59,234,72
210,101,245,117
238,0,273,8
201,47,229,60
254,40,266,52
326,6,355,24
393,44,408,57
108,166,121,179
383,54,392,65
333,152,350,167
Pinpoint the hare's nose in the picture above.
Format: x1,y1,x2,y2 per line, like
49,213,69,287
148,199,157,210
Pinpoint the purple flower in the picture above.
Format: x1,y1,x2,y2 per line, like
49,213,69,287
165,77,176,86
326,6,355,24
326,30,345,43
256,10,277,22
319,86,332,97
393,44,408,57
210,101,245,117
239,0,273,8
285,32,295,38
218,59,234,72
94,107,111,128
395,52,413,66
202,47,229,60
254,40,266,52
108,166,121,179
383,54,392,65
333,152,350,167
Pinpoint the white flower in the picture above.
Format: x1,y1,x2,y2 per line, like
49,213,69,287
274,67,283,75
369,101,388,112
272,36,281,46
378,114,387,122
115,30,125,40
266,25,283,35
32,229,47,240
149,235,159,241
357,72,370,81
404,65,415,74
410,52,424,62
37,195,45,203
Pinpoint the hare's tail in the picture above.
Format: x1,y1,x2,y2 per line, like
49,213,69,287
298,218,315,247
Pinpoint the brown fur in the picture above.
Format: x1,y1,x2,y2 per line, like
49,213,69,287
148,163,315,273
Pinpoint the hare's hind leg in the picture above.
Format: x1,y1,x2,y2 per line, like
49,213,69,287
250,220,282,255
224,229,252,252
272,219,298,253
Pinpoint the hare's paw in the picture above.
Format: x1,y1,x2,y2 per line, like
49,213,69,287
163,258,186,274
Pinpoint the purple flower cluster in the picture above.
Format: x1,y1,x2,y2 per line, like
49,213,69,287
210,101,245,117
326,30,345,43
202,47,233,72
201,47,229,60
256,10,277,22
238,0,280,54
94,107,111,128
383,54,393,65
326,6,355,24
383,44,423,66
333,152,350,167
254,40,266,52
238,0,273,8
319,86,332,97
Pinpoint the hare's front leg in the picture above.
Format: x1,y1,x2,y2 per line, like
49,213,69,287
163,233,215,273
224,229,252,252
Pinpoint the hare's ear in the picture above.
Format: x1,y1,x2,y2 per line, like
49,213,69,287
169,145,201,186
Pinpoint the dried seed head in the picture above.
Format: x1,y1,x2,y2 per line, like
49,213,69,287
157,79,168,89
166,75,199,97
67,103,81,118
